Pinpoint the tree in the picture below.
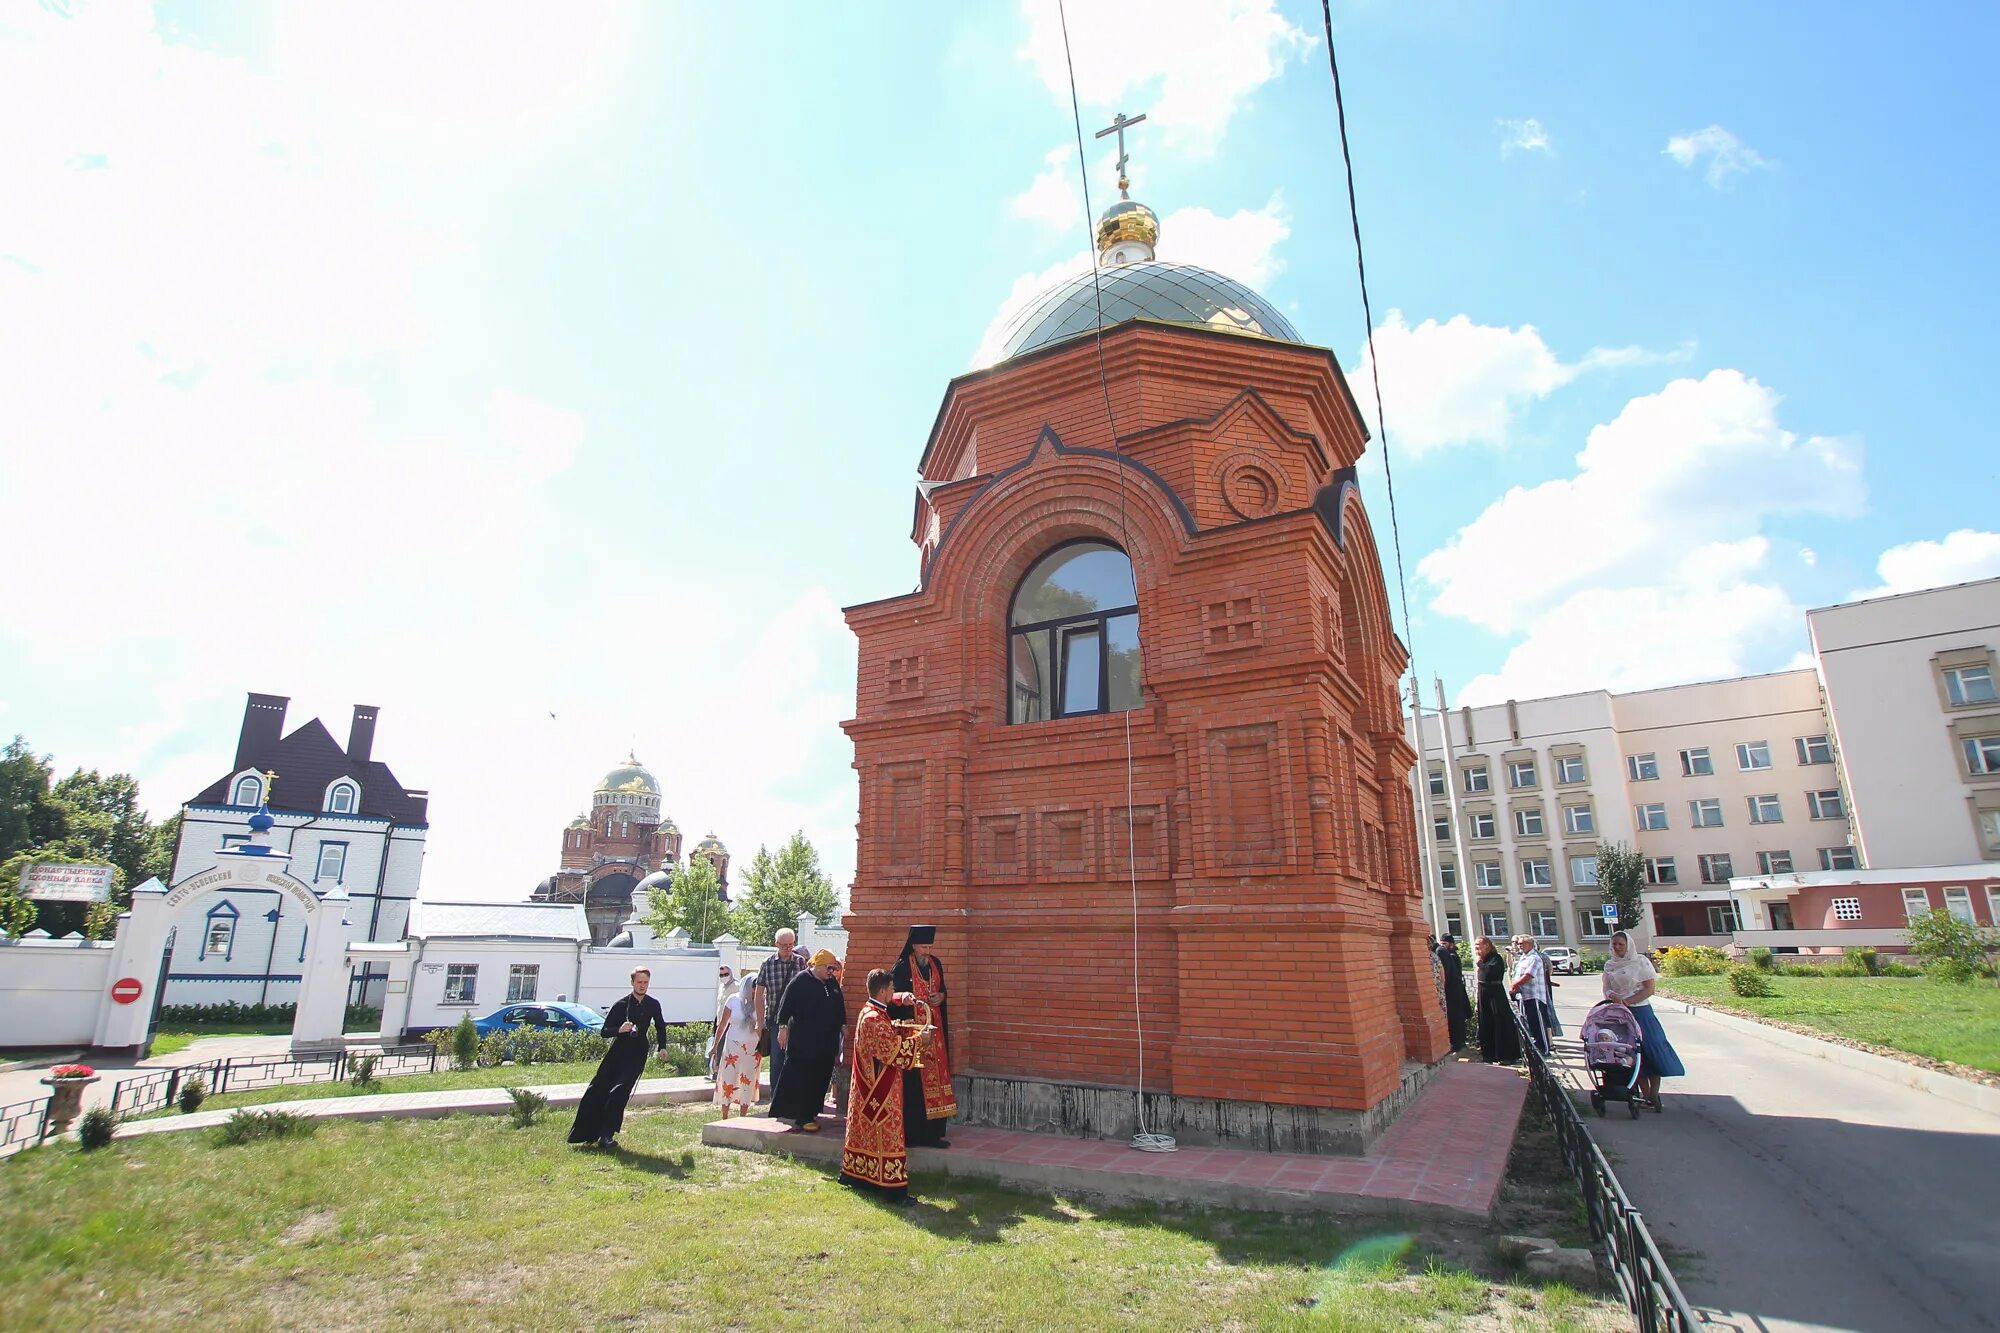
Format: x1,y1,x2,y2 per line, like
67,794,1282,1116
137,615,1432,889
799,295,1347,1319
1905,907,1996,984
731,832,839,945
1595,841,1645,934
0,734,179,936
643,856,731,944
0,892,36,936
0,736,63,860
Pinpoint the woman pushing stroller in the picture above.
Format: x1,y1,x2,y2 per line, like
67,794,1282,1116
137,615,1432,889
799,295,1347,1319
1600,929,1686,1105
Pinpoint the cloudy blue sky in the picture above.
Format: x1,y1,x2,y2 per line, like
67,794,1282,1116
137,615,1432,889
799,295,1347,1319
3,1,1996,899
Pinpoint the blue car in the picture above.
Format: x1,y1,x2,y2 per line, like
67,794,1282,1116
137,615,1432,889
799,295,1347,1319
472,1001,604,1038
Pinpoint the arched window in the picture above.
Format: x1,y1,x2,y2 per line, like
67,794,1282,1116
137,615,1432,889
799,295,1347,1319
232,775,262,807
202,900,239,960
326,781,358,815
1009,541,1142,723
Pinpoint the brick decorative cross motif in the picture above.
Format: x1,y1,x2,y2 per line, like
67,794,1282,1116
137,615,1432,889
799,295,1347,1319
887,655,925,699
1202,596,1262,652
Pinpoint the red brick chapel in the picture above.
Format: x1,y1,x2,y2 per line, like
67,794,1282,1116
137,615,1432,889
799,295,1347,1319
841,164,1447,1153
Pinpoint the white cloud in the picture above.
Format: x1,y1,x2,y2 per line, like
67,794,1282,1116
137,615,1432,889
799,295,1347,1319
1665,125,1772,188
1016,0,1311,155
1009,145,1146,233
1347,312,1679,457
1499,117,1552,156
1849,529,2000,601
971,195,1290,366
1799,547,1818,567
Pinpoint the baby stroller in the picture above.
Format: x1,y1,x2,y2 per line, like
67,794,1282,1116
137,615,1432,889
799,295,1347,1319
1580,1001,1653,1119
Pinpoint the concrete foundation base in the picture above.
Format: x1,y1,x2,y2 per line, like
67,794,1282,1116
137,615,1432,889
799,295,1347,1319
952,1061,1440,1156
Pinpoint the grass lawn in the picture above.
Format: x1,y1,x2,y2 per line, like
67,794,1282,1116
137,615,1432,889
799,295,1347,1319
138,1060,617,1117
1658,974,2000,1074
2,1104,1622,1331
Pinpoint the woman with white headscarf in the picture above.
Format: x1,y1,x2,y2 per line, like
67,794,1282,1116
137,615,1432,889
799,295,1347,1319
1602,930,1685,1105
713,973,761,1116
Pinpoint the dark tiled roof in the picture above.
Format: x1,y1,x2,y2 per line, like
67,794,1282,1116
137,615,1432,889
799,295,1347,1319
192,717,428,825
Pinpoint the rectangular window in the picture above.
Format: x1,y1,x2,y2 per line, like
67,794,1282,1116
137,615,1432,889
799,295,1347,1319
1699,853,1735,884
443,964,478,1005
1690,798,1723,828
1570,855,1599,887
1943,886,1975,924
1820,846,1860,871
1427,768,1446,798
1796,735,1833,765
1475,861,1503,889
1706,903,1742,934
1438,860,1458,890
1807,789,1845,820
1563,804,1595,835
1464,765,1491,794
1831,897,1862,922
1944,663,1997,706
1962,735,2000,776
1644,856,1678,885
1748,794,1783,824
1432,814,1452,843
1758,850,1794,875
1990,886,2000,927
1736,741,1773,771
1444,912,1463,939
1627,752,1660,782
1556,754,1587,784
1529,909,1560,938
1469,812,1497,840
1521,858,1553,888
1508,760,1539,789
1902,887,1931,920
1635,802,1668,831
1681,747,1714,777
1982,810,2000,856
1482,910,1511,937
1057,623,1103,716
1515,807,1545,838
1579,908,1611,938
315,842,346,883
506,964,539,1003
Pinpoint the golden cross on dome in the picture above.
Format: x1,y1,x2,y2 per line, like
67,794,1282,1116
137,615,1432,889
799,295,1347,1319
1094,110,1148,199
262,769,278,793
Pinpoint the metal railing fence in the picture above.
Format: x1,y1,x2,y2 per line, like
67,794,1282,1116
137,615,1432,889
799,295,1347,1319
108,1044,441,1117
0,1095,52,1160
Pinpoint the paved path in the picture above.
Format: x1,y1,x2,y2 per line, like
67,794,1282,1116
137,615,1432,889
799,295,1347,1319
1,1034,317,1114
1548,982,2000,1332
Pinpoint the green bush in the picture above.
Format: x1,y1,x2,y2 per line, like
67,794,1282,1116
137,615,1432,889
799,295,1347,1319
500,1027,608,1066
1726,965,1775,998
155,1001,381,1029
1905,908,1995,984
77,1107,118,1151
348,1055,378,1089
216,1109,317,1146
504,1086,549,1128
451,1014,480,1071
1879,960,1922,978
1777,960,1831,977
1659,945,1732,978
1928,957,1978,984
177,1077,206,1114
1576,949,1608,973
477,1031,510,1068
1747,947,1774,971
1843,946,1880,977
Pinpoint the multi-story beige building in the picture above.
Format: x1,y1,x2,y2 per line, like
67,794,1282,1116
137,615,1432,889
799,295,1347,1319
1410,669,1853,948
1809,576,2000,867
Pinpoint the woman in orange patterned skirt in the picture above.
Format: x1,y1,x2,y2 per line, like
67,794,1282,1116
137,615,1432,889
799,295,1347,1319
840,969,928,1205
891,925,956,1148
712,974,760,1116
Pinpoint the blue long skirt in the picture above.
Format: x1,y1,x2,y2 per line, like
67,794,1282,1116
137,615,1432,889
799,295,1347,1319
1631,1004,1686,1078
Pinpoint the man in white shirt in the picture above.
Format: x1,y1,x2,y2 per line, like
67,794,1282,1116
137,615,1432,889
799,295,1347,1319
1507,935,1554,1056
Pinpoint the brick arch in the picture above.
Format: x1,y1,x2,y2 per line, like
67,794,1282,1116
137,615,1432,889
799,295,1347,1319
1334,489,1404,735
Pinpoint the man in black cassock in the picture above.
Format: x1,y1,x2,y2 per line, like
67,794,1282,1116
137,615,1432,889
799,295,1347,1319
568,967,670,1148
1435,934,1470,1052
891,924,953,1148
767,949,844,1131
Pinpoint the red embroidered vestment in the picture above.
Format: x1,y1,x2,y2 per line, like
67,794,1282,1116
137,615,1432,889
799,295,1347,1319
841,998,924,1189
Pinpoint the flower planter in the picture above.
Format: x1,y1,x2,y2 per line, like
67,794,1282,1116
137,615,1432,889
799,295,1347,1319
41,1075,100,1134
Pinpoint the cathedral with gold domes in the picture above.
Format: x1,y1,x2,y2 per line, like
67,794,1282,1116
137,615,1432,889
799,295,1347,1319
529,755,730,944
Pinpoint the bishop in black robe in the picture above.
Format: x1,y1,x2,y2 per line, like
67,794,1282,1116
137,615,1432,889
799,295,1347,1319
1436,935,1470,1052
767,954,845,1129
891,924,954,1148
568,980,668,1147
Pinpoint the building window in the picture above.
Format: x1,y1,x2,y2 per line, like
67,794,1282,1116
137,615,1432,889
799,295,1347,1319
1962,735,2000,777
1796,735,1833,765
1563,804,1595,836
1735,741,1772,771
1570,855,1599,887
1438,860,1458,890
1944,663,1997,706
1807,790,1845,820
201,902,238,959
1555,755,1587,785
1515,807,1545,838
1522,858,1553,888
1706,903,1742,934
1627,753,1659,782
1902,887,1931,920
1432,814,1452,843
1469,812,1497,840
1982,810,2000,857
1748,794,1783,825
1475,861,1503,890
1943,886,1975,924
1644,856,1678,885
1008,541,1141,723
1579,908,1611,938
1680,747,1714,777
1529,909,1560,938
1508,760,1539,789
506,964,540,1003
1989,886,2000,926
1820,846,1860,871
444,964,479,1005
1758,850,1794,875
232,776,262,807
1699,853,1734,884
1831,897,1862,922
1690,798,1723,829
327,781,358,814
1444,912,1464,938
1463,765,1491,794
315,843,347,884
1635,802,1668,831
1427,768,1445,798
1481,910,1511,938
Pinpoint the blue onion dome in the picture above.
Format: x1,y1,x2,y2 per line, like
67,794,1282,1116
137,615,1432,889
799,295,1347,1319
247,806,276,834
996,260,1300,361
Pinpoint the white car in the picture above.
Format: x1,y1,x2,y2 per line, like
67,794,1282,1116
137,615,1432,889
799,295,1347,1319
1543,946,1580,974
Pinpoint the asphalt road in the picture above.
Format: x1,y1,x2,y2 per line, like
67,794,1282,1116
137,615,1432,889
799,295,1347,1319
1547,980,2000,1333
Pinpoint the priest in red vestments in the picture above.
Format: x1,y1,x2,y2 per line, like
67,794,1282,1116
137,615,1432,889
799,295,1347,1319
840,969,929,1206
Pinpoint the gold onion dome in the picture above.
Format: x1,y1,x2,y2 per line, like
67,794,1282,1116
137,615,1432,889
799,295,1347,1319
596,753,660,796
1096,198,1159,258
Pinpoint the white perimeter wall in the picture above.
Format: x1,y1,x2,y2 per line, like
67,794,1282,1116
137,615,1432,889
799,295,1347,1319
0,941,114,1047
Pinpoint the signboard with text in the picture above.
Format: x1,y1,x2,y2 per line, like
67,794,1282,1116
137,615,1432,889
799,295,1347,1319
20,861,115,903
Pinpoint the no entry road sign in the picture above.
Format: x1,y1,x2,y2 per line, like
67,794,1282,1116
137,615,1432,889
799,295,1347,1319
110,977,144,1005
